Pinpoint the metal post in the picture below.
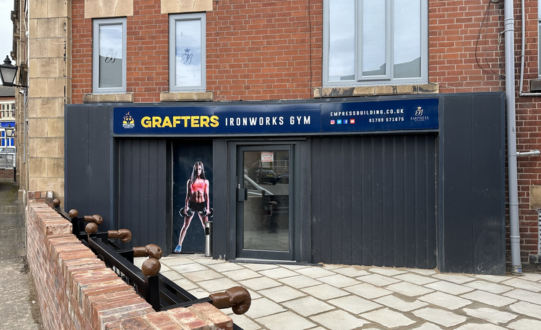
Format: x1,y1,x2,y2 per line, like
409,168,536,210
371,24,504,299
205,221,213,257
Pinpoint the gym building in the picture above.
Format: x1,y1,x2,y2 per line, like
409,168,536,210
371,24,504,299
14,0,541,275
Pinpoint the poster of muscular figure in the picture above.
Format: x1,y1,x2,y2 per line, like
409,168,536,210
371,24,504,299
172,141,213,253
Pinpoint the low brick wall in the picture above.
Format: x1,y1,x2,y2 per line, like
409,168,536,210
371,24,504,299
26,201,233,330
0,168,14,179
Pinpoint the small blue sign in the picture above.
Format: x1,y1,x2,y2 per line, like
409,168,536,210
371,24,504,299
114,99,439,135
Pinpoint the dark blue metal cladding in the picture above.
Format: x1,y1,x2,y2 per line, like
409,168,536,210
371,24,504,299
311,135,437,268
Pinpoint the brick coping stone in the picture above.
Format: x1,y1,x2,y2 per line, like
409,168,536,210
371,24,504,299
26,201,233,330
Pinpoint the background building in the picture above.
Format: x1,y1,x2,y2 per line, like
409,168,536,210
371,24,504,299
9,0,541,272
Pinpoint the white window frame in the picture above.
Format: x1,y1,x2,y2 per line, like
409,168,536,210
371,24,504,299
323,0,428,87
92,18,127,94
169,13,206,92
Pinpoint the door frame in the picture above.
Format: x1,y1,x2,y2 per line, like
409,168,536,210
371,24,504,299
227,140,308,262
236,144,294,260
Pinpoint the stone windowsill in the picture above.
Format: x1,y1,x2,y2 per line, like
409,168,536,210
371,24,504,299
83,93,134,103
160,91,213,102
313,83,439,98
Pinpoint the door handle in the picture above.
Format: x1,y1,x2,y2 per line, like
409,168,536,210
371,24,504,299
237,187,248,201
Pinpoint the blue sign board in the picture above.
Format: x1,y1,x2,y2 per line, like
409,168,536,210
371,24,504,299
114,99,438,135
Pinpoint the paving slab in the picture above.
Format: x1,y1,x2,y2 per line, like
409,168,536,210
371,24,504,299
333,267,371,277
358,274,401,287
228,314,261,330
394,273,439,285
197,277,240,293
461,290,516,307
432,273,475,284
463,307,518,325
409,269,437,276
369,268,407,276
411,323,442,330
221,269,261,281
386,282,434,297
172,278,198,290
208,262,246,272
413,307,467,327
170,263,209,273
282,296,334,317
244,298,286,319
501,277,541,292
344,283,392,299
242,263,280,271
504,288,541,305
424,280,474,295
463,280,513,294
317,274,359,288
328,295,382,314
419,291,472,310
258,267,298,279
507,318,541,330
301,284,349,300
240,277,282,291
256,311,315,330
360,307,416,328
258,285,306,303
295,267,336,279
277,275,322,289
310,310,369,330
183,269,224,282
509,301,541,320
454,324,506,330
521,273,541,282
374,294,428,312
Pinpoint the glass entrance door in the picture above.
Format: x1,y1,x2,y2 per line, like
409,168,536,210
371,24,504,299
236,145,293,260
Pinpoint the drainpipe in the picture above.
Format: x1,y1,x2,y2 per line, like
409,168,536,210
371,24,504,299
504,0,522,275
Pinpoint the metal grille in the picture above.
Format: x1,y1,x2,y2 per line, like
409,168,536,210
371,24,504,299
0,152,15,168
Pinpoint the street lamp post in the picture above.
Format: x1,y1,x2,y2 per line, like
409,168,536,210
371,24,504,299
0,56,27,88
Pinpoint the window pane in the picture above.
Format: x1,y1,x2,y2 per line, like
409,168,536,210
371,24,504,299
328,0,355,81
98,24,123,88
176,19,202,87
394,0,421,78
362,0,386,76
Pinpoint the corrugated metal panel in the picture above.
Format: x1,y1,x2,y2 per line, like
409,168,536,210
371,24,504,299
118,139,169,250
311,135,437,268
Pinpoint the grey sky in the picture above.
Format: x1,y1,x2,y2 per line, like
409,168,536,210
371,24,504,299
0,0,14,85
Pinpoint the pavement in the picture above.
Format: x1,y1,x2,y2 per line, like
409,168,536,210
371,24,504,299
0,179,42,329
135,254,541,330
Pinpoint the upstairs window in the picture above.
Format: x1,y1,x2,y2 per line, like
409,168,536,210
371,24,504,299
93,18,127,93
323,0,428,86
169,13,206,91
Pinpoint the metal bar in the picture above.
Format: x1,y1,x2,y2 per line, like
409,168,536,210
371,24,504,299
87,237,146,289
146,276,161,311
159,297,213,311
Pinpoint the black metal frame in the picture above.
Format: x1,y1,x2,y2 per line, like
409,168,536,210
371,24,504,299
52,207,221,313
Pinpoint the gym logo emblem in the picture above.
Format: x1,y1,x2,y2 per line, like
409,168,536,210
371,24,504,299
330,120,335,125
123,112,135,129
411,106,429,122
350,119,356,124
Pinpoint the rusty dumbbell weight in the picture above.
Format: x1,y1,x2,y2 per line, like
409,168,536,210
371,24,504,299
209,287,251,315
108,229,132,243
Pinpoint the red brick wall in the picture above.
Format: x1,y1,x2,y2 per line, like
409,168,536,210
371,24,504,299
26,201,233,329
71,0,322,103
0,168,14,179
